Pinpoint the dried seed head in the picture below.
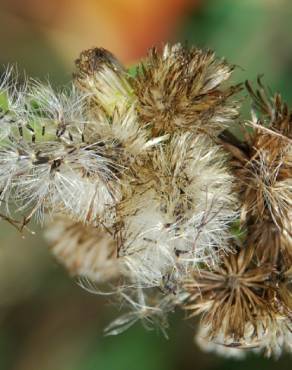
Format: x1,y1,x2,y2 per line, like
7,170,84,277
74,47,134,116
242,83,291,227
134,43,241,137
150,133,238,263
184,246,274,343
46,215,121,282
0,72,160,226
220,81,292,261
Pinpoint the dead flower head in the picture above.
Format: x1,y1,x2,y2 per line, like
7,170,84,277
134,43,241,137
184,245,274,343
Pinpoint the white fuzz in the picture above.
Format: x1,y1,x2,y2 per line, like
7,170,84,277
118,191,177,286
0,133,121,224
0,67,27,142
250,317,292,358
0,69,164,226
85,105,167,160
0,74,124,224
198,317,292,359
151,134,237,264
116,133,237,286
104,287,186,337
196,324,247,359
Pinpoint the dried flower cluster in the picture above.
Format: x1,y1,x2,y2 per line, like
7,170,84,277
0,44,291,358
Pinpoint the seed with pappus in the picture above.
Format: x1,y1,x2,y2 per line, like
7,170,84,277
115,132,238,287
183,245,274,342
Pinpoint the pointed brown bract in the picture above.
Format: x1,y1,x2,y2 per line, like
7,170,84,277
134,43,241,137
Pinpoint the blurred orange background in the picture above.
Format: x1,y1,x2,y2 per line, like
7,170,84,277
0,0,197,78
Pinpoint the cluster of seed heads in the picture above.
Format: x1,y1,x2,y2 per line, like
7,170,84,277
0,44,291,358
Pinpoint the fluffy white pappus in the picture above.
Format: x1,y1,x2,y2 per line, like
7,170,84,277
85,105,168,161
0,69,92,146
198,316,292,359
104,286,186,337
0,67,28,142
45,216,122,282
153,134,238,264
151,133,238,266
24,81,94,145
117,190,178,287
0,73,136,224
115,133,237,287
250,317,292,358
0,137,121,224
196,324,247,359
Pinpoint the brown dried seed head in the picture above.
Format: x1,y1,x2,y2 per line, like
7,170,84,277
219,82,292,261
134,43,241,137
46,216,122,283
183,246,274,342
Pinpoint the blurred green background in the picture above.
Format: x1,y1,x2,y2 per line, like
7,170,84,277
0,0,291,369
